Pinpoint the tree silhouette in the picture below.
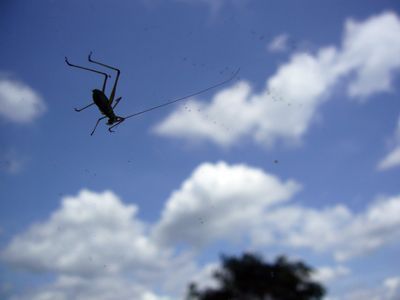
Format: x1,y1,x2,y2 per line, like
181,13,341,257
187,253,325,300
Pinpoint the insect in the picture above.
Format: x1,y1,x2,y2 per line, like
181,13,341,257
65,52,240,135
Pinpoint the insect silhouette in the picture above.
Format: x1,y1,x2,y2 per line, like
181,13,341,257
65,52,240,135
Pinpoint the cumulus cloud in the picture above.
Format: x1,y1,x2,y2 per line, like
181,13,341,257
378,116,400,170
155,48,339,147
153,162,400,261
1,190,182,300
2,190,165,277
340,12,400,98
255,195,400,261
154,11,400,147
153,161,301,247
153,83,259,147
0,77,45,123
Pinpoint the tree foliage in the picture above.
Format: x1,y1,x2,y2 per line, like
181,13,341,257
187,253,325,300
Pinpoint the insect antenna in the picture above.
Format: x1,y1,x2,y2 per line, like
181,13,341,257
122,68,240,120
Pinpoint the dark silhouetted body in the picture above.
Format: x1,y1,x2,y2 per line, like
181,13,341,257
92,89,121,125
65,52,124,135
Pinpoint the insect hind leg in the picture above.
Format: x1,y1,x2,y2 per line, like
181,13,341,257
88,52,120,103
75,102,95,112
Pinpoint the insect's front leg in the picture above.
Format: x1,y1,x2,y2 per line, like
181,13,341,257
75,102,95,112
91,116,107,136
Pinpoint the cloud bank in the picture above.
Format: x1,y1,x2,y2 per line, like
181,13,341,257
3,162,400,299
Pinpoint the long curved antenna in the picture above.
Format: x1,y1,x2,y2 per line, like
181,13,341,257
107,68,240,133
65,57,111,93
123,68,240,120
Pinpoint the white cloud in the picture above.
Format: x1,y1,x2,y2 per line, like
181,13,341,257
153,161,301,247
1,190,182,299
312,265,350,283
268,34,289,53
155,48,339,147
0,77,45,123
1,190,165,277
153,162,400,261
340,12,400,98
378,117,400,170
154,82,260,147
154,11,400,147
258,195,400,261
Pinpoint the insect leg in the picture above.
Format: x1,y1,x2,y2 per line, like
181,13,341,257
74,102,95,112
88,52,120,104
112,97,122,109
65,57,111,93
91,116,107,136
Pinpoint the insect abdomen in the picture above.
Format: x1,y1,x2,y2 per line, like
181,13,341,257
92,89,114,116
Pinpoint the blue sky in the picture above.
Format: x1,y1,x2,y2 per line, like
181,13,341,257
1,0,400,299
